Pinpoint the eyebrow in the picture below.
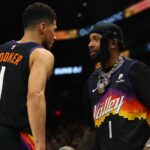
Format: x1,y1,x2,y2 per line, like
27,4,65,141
90,35,101,40
94,35,101,38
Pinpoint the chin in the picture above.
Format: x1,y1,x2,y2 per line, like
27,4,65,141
90,55,96,60
48,45,53,50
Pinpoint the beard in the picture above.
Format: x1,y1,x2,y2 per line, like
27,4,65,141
90,53,100,64
42,41,51,50
92,38,111,68
99,37,111,68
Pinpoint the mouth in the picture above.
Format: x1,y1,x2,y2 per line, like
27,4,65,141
89,49,97,57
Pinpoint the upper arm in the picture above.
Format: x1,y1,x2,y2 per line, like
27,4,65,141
129,61,150,108
28,48,54,93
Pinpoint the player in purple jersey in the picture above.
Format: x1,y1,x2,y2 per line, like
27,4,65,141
0,2,57,150
79,22,150,150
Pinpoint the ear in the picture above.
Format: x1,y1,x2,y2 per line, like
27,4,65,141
38,22,47,33
109,38,118,49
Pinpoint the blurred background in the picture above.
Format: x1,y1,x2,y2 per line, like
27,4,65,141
0,0,150,149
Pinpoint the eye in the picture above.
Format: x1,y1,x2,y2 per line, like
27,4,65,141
93,35,101,41
94,37,100,42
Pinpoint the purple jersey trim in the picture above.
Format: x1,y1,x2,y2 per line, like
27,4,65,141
10,40,44,54
29,46,43,54
11,40,39,45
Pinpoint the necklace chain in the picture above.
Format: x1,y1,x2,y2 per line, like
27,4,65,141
97,56,124,94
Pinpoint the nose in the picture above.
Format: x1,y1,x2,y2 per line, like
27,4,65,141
54,33,56,40
88,41,93,49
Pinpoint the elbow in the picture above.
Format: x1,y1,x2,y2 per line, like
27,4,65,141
27,90,45,102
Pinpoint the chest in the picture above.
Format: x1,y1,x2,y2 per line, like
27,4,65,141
88,69,133,107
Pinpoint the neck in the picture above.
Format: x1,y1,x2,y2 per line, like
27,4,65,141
94,62,101,70
103,53,120,69
18,30,42,45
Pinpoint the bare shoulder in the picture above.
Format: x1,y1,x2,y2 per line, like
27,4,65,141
30,48,54,61
29,48,54,77
30,48,54,65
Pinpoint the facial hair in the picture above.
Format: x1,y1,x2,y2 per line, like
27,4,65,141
42,41,50,50
99,37,111,68
42,28,53,50
92,37,111,68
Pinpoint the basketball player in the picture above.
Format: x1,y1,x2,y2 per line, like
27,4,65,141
0,2,57,150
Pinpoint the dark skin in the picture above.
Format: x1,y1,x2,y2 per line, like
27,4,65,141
88,33,150,150
88,33,120,69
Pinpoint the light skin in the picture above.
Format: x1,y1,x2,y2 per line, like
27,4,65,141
88,33,120,69
18,20,57,150
20,20,57,50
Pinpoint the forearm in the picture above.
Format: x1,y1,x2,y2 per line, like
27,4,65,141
27,91,46,149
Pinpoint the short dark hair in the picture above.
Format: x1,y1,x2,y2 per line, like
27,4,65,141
23,2,57,29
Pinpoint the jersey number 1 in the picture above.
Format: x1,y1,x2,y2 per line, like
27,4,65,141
109,121,112,138
0,66,6,100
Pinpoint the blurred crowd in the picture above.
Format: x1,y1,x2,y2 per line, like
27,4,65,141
46,122,150,150
46,122,86,150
